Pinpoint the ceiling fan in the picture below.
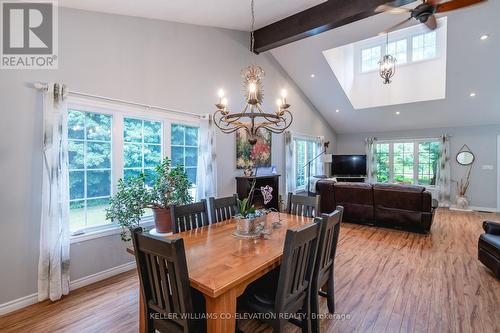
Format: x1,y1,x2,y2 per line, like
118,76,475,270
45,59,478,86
376,0,486,34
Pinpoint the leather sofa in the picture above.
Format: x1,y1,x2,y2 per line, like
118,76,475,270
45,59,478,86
316,181,435,232
478,221,500,278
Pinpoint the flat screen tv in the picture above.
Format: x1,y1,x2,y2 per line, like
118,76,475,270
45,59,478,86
331,155,367,177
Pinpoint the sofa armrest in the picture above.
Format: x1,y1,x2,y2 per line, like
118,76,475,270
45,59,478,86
422,191,433,212
483,221,500,235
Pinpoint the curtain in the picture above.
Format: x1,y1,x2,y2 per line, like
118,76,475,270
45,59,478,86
284,131,295,195
38,83,70,302
365,137,378,183
315,136,325,176
436,134,451,207
196,114,217,201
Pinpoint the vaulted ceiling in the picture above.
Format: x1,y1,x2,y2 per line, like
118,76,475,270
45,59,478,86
61,0,500,134
270,0,500,133
59,0,325,31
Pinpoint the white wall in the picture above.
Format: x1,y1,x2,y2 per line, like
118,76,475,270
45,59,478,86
335,125,500,209
0,8,335,306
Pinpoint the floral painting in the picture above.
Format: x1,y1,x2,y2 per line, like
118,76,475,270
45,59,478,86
236,128,272,169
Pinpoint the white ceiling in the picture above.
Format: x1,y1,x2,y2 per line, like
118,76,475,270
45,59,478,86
59,0,325,31
271,0,500,133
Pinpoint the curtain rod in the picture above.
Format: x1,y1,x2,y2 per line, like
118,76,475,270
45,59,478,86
372,134,452,142
33,82,201,119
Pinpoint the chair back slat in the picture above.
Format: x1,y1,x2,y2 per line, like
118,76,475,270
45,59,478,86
314,206,343,287
209,194,238,223
131,228,195,332
171,200,209,233
287,193,320,218
275,222,320,315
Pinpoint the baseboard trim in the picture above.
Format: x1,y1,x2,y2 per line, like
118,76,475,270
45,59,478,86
0,293,38,316
69,261,136,291
469,206,498,213
0,261,136,316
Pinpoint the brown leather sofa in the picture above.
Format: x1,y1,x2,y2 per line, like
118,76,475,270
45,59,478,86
316,181,435,232
478,221,500,278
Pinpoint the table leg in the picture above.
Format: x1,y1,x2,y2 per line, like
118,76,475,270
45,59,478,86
139,292,145,333
204,289,238,333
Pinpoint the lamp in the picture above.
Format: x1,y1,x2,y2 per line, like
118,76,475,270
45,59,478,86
379,33,396,84
213,0,293,145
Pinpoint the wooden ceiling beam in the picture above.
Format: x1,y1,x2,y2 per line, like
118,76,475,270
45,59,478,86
253,0,415,53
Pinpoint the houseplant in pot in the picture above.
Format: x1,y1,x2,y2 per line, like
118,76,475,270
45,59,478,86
146,157,193,233
106,157,193,240
105,174,148,241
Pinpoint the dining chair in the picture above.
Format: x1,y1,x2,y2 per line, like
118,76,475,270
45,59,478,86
171,199,209,233
208,194,239,223
286,192,321,218
239,222,321,333
130,227,206,333
310,206,343,333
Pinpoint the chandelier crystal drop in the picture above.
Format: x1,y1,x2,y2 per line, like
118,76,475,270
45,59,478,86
213,0,293,145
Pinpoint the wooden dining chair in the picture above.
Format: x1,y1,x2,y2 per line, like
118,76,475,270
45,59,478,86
171,199,209,233
286,192,321,218
130,227,206,333
208,194,239,223
310,206,343,333
239,222,321,333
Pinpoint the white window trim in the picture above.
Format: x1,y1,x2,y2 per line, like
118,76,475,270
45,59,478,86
376,137,440,188
292,134,320,192
67,96,200,240
357,29,441,75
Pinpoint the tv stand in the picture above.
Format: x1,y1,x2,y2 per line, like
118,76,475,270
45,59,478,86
335,176,366,183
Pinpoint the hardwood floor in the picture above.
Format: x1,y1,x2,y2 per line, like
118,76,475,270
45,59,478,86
1,209,499,333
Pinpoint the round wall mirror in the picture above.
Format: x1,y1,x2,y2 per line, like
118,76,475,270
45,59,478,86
456,151,474,165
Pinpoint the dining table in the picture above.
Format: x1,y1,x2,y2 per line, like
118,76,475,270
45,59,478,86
127,211,314,333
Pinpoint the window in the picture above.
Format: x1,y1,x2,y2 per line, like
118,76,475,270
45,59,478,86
123,118,162,186
375,140,439,186
387,39,407,64
361,46,381,72
418,141,440,185
171,123,199,186
412,31,436,61
393,142,414,184
68,110,112,231
293,137,318,190
66,100,200,235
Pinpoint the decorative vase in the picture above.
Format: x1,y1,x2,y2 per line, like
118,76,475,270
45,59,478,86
456,196,469,210
152,207,172,233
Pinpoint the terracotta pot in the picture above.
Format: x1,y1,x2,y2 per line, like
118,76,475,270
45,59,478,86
153,207,172,233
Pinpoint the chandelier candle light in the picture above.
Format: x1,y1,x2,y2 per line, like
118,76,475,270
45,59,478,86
379,33,397,84
213,0,293,145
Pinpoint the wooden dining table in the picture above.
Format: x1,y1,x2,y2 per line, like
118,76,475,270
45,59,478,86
128,212,313,333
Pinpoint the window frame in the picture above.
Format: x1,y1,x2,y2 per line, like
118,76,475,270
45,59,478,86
375,138,440,188
67,96,200,242
292,134,320,192
358,29,440,74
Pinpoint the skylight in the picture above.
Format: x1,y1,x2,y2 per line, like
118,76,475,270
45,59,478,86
323,17,447,110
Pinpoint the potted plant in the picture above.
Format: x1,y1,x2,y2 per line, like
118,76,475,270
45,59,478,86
105,174,148,241
106,157,193,240
146,157,193,233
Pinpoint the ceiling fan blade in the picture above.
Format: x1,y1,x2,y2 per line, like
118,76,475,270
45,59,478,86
425,15,437,30
426,0,442,6
378,17,413,35
375,4,412,14
436,0,486,13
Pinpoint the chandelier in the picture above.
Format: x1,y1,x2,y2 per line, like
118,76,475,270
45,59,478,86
379,33,396,84
213,0,293,145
